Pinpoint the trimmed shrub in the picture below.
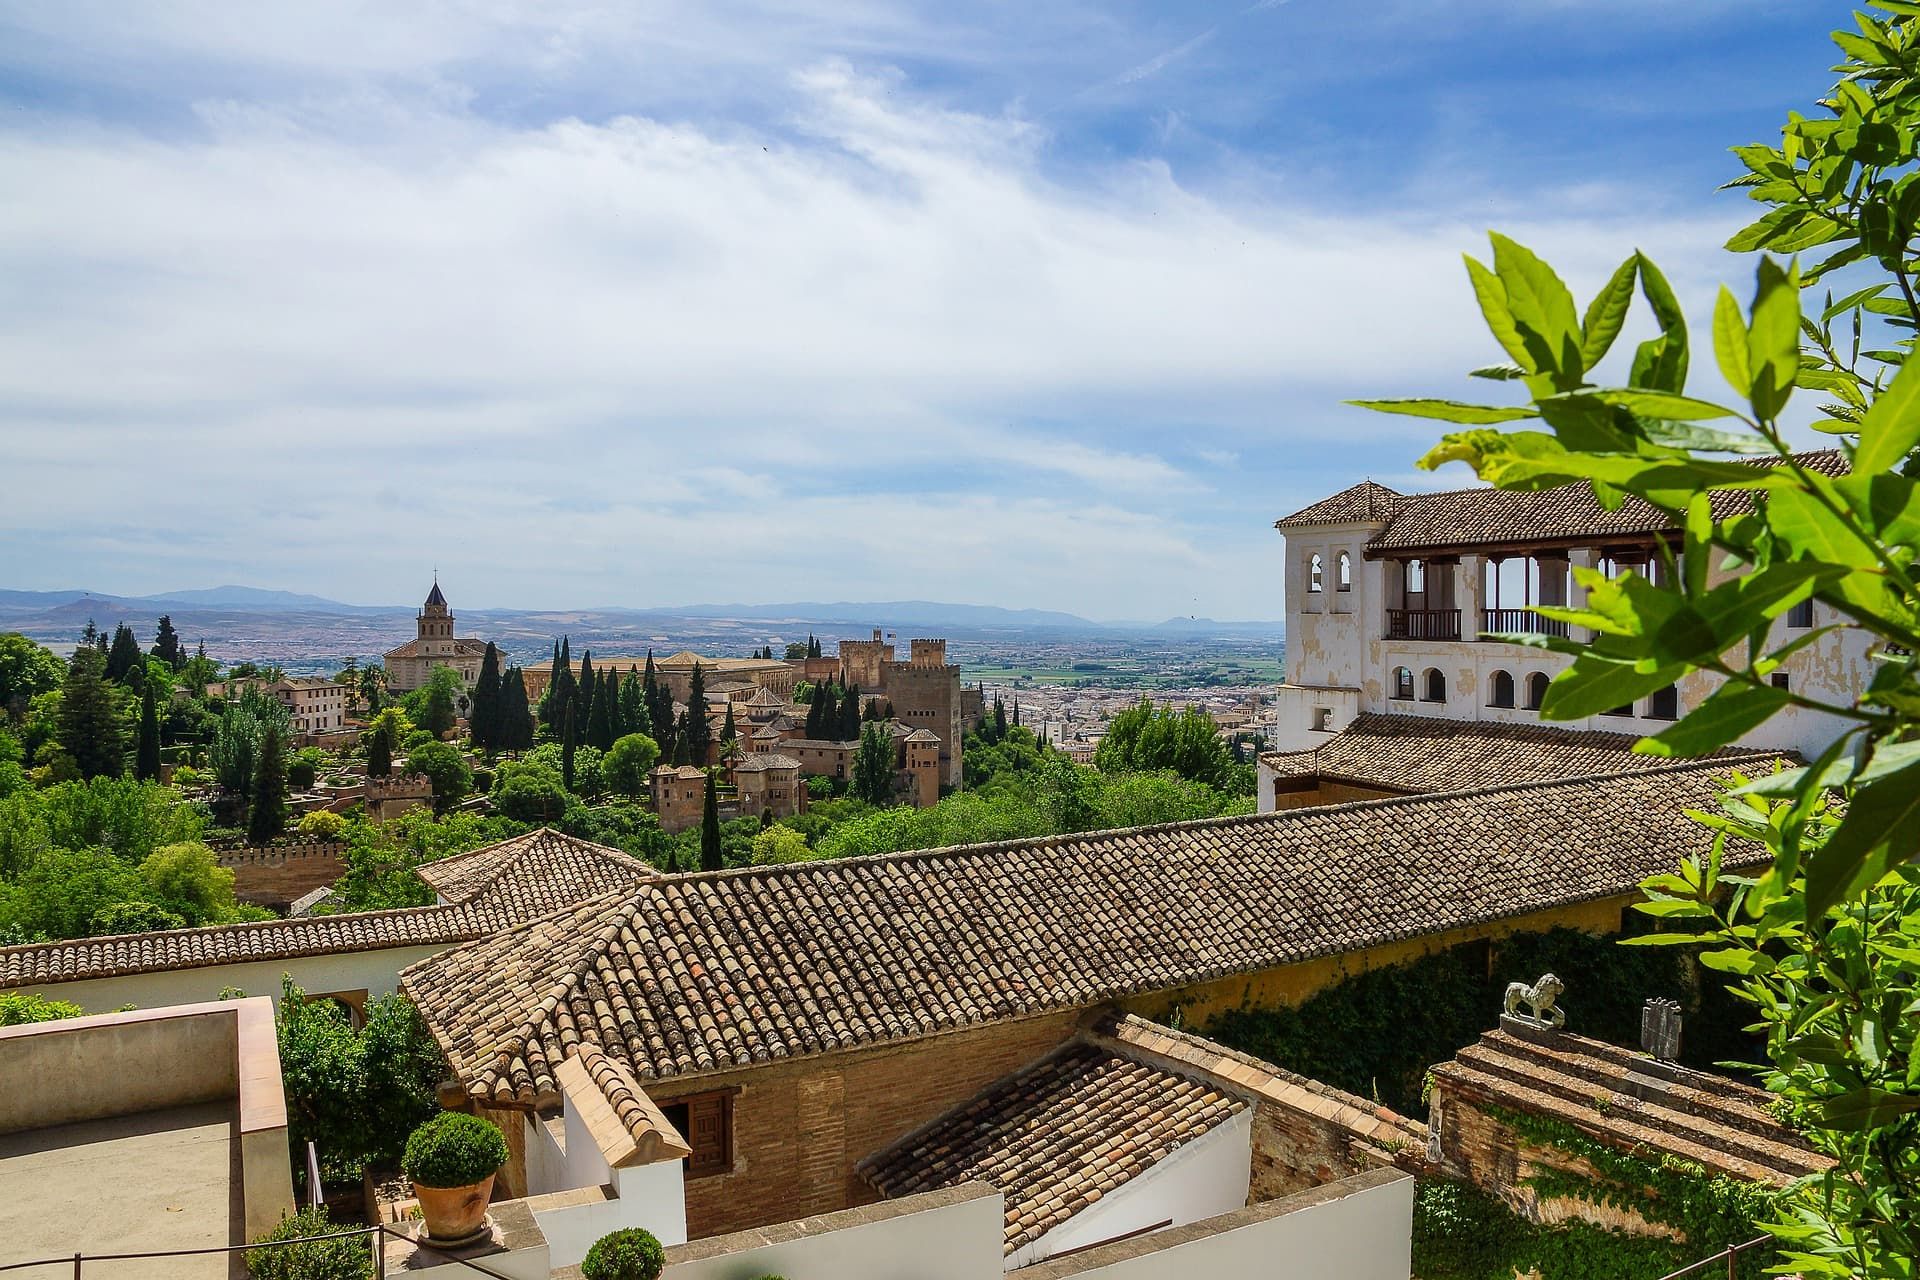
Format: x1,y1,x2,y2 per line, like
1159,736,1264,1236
580,1228,666,1280
245,1206,371,1280
400,1112,509,1188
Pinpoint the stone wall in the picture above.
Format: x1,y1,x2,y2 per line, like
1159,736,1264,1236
883,661,963,787
214,840,347,907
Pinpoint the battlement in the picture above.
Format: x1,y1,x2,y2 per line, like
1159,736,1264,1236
212,840,348,907
906,639,947,666
365,772,433,800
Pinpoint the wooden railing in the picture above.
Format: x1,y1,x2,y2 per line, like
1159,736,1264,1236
1480,608,1571,639
1385,608,1461,641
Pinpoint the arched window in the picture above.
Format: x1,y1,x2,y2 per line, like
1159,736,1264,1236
1423,668,1447,703
1391,666,1414,701
1407,559,1426,594
1336,552,1352,592
1524,672,1550,711
1646,684,1679,721
1489,670,1515,709
1308,554,1324,593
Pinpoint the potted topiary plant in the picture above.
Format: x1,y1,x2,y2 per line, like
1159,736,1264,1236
401,1112,510,1245
580,1227,665,1280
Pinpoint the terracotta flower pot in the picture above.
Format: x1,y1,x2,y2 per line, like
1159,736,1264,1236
412,1173,496,1244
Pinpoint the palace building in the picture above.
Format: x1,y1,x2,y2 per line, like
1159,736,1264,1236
382,580,489,695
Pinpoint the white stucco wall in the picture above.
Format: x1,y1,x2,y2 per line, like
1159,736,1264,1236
1009,1110,1253,1269
10,943,448,1013
662,1186,1006,1280
1040,1170,1412,1280
523,1092,689,1268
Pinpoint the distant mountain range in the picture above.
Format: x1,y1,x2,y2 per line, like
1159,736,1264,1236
0,588,1283,635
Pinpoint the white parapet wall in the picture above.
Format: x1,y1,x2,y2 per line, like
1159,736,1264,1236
660,1184,1007,1280
1014,1167,1414,1280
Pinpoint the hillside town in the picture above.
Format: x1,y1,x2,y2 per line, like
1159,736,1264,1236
5,7,1919,1280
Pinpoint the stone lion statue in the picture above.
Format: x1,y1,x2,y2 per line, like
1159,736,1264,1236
1504,972,1566,1029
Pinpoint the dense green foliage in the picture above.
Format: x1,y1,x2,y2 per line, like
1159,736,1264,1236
0,991,84,1025
59,646,125,780
245,1205,371,1280
401,1112,510,1188
490,759,571,823
1093,699,1252,795
406,666,462,739
602,732,660,798
405,740,472,812
1203,928,1755,1115
1412,1179,1687,1280
851,722,894,804
325,809,531,912
580,1228,665,1280
276,977,447,1184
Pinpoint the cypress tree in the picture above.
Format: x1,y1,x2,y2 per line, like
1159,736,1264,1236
852,723,894,805
247,726,289,844
59,646,125,779
153,615,185,670
839,683,862,740
671,710,691,765
804,687,824,739
577,651,596,744
620,672,649,738
684,663,711,764
1013,700,1021,726
542,640,564,733
699,772,723,872
992,698,1007,742
472,642,503,750
105,623,142,683
721,701,737,743
366,718,393,777
135,679,162,780
501,667,534,751
589,671,616,751
561,701,578,791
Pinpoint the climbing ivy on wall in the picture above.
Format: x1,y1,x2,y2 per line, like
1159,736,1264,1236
1201,926,1757,1114
1413,1179,1690,1280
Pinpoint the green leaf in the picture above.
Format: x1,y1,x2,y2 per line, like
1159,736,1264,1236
1637,683,1790,758
1812,1087,1920,1131
1594,389,1739,421
1539,652,1687,721
1712,285,1752,399
1629,253,1690,393
1697,948,1775,975
1747,258,1801,420
1491,233,1583,385
1468,363,1527,381
1344,399,1538,425
1854,348,1920,473
1805,759,1920,916
1464,255,1535,374
1580,256,1638,371
1822,283,1891,321
1636,420,1773,454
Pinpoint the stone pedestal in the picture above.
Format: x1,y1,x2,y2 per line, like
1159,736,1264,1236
382,1198,549,1278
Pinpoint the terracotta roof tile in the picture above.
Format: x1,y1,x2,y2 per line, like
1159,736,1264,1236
1259,713,1780,793
0,829,655,988
401,760,1779,1104
1274,481,1404,528
857,1041,1245,1254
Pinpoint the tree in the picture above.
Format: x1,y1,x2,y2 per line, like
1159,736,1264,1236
357,663,387,715
58,645,124,780
1349,14,1920,1258
643,651,672,743
784,641,808,660
602,733,661,800
805,684,829,739
620,672,649,740
589,668,617,751
151,615,185,670
134,679,161,781
103,623,141,684
561,701,578,791
851,723,895,805
991,698,1007,744
751,824,811,865
684,663,711,764
578,651,597,743
0,633,63,723
698,771,722,872
1093,700,1239,791
839,684,862,740
247,723,288,843
499,668,535,751
491,759,570,823
406,740,472,813
411,666,460,738
471,642,503,751
721,701,737,743
138,840,240,926
363,709,400,777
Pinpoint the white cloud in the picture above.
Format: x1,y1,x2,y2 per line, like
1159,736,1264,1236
0,48,1754,617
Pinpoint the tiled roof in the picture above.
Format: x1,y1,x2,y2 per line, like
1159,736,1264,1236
400,760,1776,1104
1280,451,1849,553
1274,481,1404,528
556,1044,693,1168
0,829,655,988
382,637,487,660
1431,1028,1830,1186
732,753,800,771
858,1039,1245,1255
1259,713,1779,793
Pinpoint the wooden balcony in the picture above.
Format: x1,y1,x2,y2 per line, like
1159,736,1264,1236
1385,608,1461,641
1480,608,1571,639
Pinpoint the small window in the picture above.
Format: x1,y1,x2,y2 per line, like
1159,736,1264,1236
1423,668,1447,703
1313,707,1334,732
1786,599,1814,629
1336,552,1352,592
1771,672,1790,692
1645,684,1679,721
1489,670,1515,709
1392,667,1415,701
1524,672,1550,711
1602,703,1634,717
1407,560,1426,594
660,1089,736,1177
1308,554,1324,593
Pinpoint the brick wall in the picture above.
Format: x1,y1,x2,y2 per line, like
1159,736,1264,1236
654,1009,1085,1239
1436,1096,1673,1238
214,841,347,907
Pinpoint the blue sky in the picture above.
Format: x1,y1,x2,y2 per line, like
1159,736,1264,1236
0,1,1851,620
